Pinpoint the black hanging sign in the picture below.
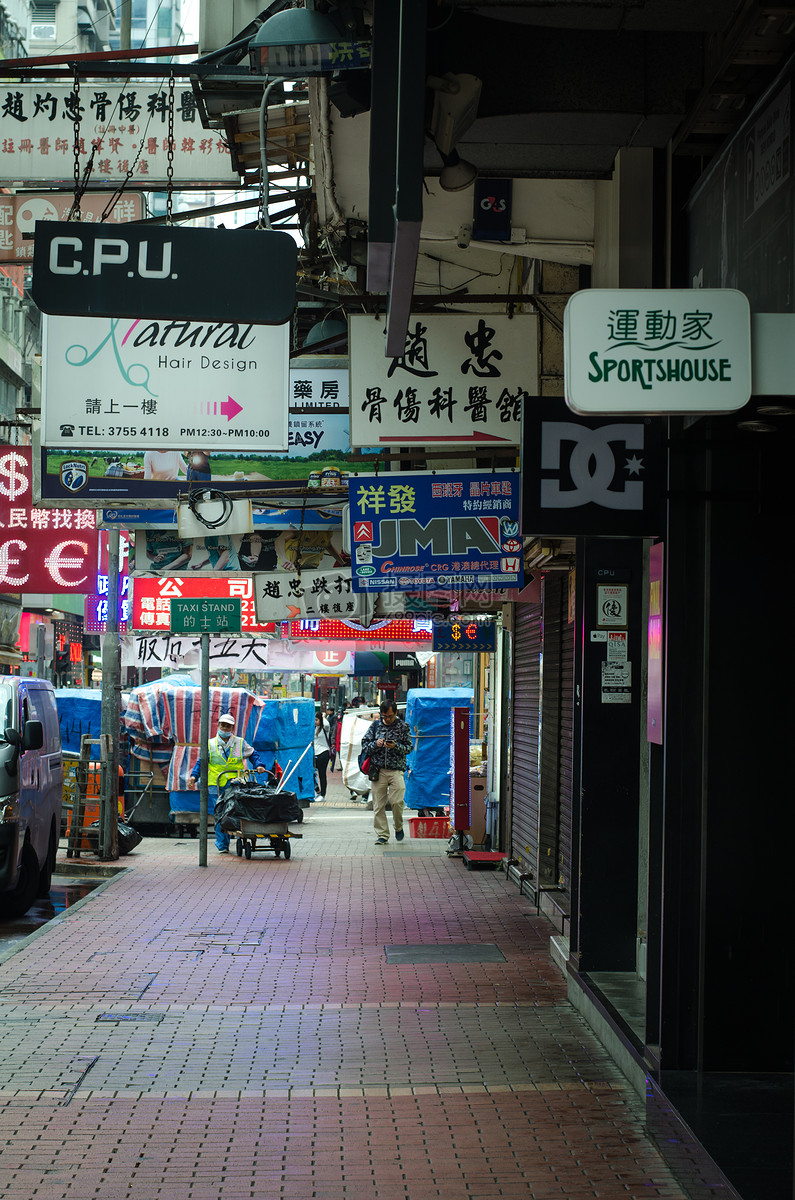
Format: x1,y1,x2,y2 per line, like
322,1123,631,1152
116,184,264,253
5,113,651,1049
32,223,297,324
522,398,664,538
473,178,512,242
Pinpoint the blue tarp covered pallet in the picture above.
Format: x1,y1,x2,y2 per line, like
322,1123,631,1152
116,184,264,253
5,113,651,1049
403,687,474,811
55,688,130,757
145,687,316,814
246,697,316,802
55,688,105,755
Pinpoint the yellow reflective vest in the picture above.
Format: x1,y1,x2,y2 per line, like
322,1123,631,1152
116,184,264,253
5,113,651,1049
207,735,246,787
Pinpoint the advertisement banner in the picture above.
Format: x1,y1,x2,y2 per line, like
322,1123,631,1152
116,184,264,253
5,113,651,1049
0,193,143,263
347,470,522,592
121,634,271,671
132,527,348,576
0,447,98,593
38,363,380,505
349,313,534,446
647,542,664,745
100,505,343,530
120,634,356,674
131,576,276,635
522,397,663,537
270,645,355,673
85,590,130,633
283,618,434,642
0,83,238,186
86,529,130,632
254,569,364,622
41,314,290,452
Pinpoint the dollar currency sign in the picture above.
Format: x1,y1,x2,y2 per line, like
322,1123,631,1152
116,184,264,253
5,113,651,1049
0,451,29,501
451,622,461,641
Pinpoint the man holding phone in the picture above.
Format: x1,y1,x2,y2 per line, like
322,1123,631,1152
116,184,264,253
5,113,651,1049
360,700,413,845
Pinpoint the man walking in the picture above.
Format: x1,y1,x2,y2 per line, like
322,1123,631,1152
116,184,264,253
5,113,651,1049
360,701,412,845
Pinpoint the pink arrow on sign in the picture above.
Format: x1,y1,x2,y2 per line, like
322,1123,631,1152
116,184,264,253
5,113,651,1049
380,430,509,443
220,395,243,421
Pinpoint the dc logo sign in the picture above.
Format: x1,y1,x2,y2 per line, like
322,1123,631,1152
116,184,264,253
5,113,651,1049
522,401,662,538
540,422,644,510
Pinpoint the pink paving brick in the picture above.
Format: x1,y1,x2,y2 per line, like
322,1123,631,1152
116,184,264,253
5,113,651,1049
0,801,690,1200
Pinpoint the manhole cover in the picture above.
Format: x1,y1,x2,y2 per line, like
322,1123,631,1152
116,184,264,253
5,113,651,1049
384,943,506,964
96,1013,165,1023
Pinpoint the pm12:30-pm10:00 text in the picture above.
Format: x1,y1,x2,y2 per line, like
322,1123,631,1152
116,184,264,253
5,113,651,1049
179,428,271,438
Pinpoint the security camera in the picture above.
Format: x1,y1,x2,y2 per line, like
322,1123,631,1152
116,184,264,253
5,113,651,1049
428,73,482,155
457,224,472,249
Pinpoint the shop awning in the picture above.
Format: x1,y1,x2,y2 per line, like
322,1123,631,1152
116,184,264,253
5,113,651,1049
352,651,389,677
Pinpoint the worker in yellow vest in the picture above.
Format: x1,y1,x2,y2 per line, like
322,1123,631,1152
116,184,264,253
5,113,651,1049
190,712,266,853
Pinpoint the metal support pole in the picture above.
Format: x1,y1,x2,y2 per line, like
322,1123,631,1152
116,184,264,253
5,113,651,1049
36,622,46,680
198,631,209,867
99,528,121,860
120,0,132,51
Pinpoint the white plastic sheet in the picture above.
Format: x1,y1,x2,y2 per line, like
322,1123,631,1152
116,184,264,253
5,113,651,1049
339,707,380,796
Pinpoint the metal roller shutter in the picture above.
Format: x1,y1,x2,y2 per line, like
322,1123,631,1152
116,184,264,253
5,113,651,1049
539,573,575,895
557,592,575,891
509,601,542,899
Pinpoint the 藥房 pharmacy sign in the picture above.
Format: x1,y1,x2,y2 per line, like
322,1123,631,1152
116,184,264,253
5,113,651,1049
564,289,752,414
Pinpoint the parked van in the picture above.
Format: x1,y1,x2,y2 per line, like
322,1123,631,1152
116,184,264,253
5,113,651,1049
0,677,63,918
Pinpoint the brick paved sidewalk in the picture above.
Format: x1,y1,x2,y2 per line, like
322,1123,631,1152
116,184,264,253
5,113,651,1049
0,791,690,1200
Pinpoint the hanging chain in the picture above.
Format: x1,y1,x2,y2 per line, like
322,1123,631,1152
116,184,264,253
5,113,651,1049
70,68,82,220
166,73,175,225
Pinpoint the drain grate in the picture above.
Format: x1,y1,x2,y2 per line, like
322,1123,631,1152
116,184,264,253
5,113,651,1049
96,1013,165,1023
384,943,506,964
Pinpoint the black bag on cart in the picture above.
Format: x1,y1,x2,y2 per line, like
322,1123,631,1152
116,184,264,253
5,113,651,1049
214,781,302,830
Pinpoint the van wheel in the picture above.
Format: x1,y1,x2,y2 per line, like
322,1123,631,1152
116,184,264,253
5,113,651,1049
36,827,57,897
0,842,40,919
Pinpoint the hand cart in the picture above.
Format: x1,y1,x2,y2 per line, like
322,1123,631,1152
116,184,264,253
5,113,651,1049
233,820,301,859
217,769,304,861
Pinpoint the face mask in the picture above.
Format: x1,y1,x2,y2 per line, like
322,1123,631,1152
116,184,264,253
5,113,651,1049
218,729,232,742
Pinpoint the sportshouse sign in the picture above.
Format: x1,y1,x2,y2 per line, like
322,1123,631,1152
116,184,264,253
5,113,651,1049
564,289,752,414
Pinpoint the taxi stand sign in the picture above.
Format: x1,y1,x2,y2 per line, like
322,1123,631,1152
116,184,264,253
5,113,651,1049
564,288,752,415
169,598,241,634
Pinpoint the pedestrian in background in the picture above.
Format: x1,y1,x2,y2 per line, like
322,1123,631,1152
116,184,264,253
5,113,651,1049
327,709,339,772
313,711,331,798
361,700,412,845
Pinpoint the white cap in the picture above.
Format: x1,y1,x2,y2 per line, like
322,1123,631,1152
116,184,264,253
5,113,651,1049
218,713,235,726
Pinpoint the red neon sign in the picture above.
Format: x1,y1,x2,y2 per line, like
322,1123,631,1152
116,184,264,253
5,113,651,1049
285,618,433,642
132,576,276,634
0,447,98,593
